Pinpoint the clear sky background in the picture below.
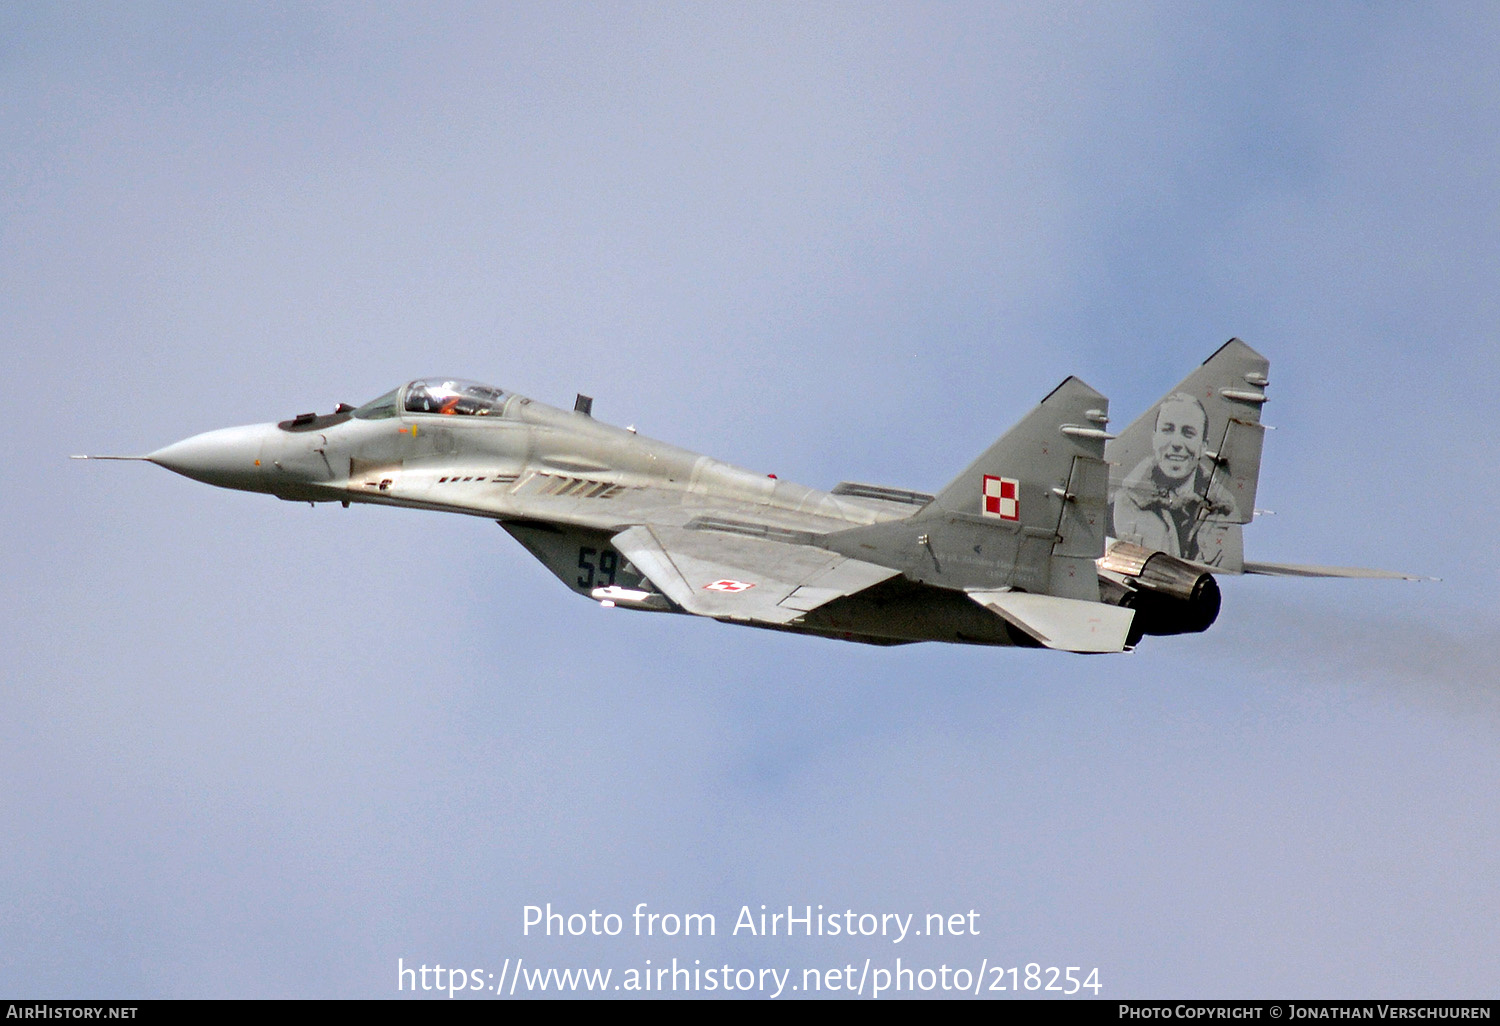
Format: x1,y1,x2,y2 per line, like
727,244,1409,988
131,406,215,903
3,2,1497,999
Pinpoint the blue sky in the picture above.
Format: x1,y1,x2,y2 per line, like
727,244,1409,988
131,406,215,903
3,2,1496,998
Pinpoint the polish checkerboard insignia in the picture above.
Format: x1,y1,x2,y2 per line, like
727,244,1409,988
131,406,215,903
704,579,755,593
982,475,1019,520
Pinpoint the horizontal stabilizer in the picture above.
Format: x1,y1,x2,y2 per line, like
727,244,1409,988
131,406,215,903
1241,561,1434,581
966,590,1136,653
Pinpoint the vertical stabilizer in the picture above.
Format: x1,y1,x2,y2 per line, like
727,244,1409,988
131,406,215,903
1105,339,1269,570
826,377,1114,598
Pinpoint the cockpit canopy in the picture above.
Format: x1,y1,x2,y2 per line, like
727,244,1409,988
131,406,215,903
403,379,509,416
352,379,511,420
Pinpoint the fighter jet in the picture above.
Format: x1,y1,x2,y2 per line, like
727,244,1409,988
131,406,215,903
78,340,1421,652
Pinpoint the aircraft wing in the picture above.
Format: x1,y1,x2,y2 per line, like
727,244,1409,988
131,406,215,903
611,524,900,625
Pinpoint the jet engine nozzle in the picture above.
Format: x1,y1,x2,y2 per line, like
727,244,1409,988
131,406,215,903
1097,541,1222,638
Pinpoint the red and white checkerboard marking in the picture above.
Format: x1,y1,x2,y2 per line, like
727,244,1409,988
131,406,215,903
704,579,755,593
982,475,1019,520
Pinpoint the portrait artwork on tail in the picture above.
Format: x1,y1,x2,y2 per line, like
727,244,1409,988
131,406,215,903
1110,391,1241,566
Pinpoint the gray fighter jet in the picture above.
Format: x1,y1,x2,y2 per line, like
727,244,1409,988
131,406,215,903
79,340,1420,652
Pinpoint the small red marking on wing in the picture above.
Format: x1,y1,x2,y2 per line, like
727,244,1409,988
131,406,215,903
704,579,755,593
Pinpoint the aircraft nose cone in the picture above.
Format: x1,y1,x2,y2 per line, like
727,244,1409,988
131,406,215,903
148,424,271,490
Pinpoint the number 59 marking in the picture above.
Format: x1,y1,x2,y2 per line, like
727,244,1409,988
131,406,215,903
576,546,618,589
